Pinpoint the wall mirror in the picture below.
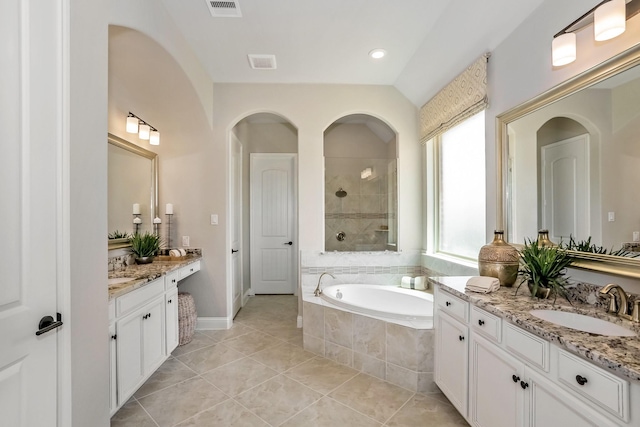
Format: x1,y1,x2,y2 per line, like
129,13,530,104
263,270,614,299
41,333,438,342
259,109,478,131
497,44,640,278
324,114,398,251
108,133,158,249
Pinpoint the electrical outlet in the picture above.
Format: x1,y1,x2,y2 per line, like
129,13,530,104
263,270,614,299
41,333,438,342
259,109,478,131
634,231,640,242
182,236,190,247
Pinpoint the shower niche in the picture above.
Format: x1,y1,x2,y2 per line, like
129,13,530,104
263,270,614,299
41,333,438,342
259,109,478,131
324,114,397,252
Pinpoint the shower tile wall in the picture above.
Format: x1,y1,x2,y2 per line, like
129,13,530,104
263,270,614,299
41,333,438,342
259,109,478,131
325,159,393,251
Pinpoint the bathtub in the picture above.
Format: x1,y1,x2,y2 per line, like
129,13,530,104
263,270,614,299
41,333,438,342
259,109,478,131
302,283,436,393
320,284,433,322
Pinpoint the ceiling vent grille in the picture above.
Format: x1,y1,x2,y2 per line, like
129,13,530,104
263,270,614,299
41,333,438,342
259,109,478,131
206,0,242,18
248,54,277,70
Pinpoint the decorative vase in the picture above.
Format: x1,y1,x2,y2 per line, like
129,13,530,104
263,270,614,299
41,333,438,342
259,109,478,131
537,230,556,247
135,256,154,264
478,230,519,287
527,281,552,299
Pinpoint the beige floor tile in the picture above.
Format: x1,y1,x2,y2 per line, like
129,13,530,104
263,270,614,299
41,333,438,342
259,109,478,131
281,397,381,427
201,357,278,396
171,332,216,357
176,343,245,374
137,377,228,427
134,357,197,398
285,356,358,394
174,400,269,427
235,375,322,426
385,393,469,427
260,323,302,341
110,399,157,427
328,373,414,423
200,323,255,342
224,330,284,355
250,342,315,372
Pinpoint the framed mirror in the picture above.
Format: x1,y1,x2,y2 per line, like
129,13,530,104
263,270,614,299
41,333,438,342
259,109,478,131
497,44,640,278
108,133,158,250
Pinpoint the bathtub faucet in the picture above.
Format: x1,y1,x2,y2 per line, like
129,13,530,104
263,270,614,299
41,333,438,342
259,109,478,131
314,272,335,296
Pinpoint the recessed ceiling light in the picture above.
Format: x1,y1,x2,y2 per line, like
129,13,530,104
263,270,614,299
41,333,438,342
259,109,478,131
369,49,386,59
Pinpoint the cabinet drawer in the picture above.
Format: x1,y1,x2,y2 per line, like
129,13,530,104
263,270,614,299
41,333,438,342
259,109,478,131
165,271,179,290
470,306,501,343
437,290,469,323
557,350,629,421
115,278,164,317
504,323,549,371
179,260,200,281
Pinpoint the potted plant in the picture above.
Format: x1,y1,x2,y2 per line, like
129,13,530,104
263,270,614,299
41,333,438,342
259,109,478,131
516,238,574,303
129,232,162,264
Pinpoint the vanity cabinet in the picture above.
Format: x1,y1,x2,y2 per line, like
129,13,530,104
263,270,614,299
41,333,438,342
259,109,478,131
435,286,634,427
109,321,117,414
165,284,179,355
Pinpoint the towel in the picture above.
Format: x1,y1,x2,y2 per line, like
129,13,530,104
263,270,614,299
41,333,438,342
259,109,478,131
169,249,181,257
400,276,428,290
465,276,500,294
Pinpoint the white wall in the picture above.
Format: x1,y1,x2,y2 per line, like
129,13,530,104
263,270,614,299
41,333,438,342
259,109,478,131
67,0,110,425
213,83,422,254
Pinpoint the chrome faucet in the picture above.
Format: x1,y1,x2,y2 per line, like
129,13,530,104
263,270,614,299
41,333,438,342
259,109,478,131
314,272,335,296
599,284,638,322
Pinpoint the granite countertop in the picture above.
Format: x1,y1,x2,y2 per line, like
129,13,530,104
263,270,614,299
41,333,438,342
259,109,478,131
430,276,640,382
108,254,201,300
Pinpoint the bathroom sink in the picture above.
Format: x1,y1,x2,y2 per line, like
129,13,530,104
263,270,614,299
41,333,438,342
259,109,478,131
108,277,136,286
529,310,636,336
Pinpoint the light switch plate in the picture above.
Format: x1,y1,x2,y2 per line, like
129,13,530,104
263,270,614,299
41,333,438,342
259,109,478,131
182,236,190,247
608,212,615,222
211,214,218,225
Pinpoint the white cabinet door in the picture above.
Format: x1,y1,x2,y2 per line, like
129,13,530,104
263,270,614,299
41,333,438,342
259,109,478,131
142,297,166,375
165,288,179,355
109,323,118,415
470,334,524,427
116,309,145,405
435,311,469,418
524,367,618,427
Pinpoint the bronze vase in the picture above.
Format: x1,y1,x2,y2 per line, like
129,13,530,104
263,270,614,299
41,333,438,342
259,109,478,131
478,230,519,287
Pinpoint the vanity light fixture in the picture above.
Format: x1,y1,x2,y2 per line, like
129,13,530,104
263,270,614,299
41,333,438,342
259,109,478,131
126,112,160,145
552,0,635,67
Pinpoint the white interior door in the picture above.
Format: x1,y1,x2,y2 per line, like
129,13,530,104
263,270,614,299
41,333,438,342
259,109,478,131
541,134,589,242
230,135,243,317
250,154,297,294
0,0,62,425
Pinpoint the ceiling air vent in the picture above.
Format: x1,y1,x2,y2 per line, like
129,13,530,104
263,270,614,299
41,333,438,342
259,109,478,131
206,0,242,18
248,54,277,70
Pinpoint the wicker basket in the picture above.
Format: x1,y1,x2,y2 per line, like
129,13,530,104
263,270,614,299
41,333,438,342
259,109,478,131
178,292,197,345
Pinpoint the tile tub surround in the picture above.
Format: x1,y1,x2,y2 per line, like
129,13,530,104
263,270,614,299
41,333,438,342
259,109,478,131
108,253,202,299
302,299,436,393
430,276,640,382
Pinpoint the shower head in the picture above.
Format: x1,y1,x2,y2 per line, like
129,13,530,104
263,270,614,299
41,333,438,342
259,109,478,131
335,188,347,198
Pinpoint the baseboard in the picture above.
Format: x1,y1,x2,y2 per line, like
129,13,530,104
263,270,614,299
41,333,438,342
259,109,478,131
196,317,232,330
297,315,303,328
243,288,253,306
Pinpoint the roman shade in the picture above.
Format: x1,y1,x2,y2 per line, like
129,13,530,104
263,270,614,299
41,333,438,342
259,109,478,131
420,53,490,144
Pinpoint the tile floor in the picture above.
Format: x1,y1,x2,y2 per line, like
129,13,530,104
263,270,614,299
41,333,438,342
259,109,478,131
111,295,468,427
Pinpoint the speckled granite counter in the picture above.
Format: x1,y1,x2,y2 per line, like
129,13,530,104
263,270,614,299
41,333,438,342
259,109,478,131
108,255,201,299
430,276,640,382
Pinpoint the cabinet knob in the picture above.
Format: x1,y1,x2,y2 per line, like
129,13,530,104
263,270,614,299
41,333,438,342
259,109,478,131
575,375,588,386
520,381,529,389
458,335,465,341
445,301,451,307
111,334,117,340
478,319,485,326
172,279,176,283
512,375,520,383
168,299,172,304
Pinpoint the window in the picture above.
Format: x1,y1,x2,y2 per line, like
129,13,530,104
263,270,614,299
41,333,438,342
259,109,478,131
428,111,486,261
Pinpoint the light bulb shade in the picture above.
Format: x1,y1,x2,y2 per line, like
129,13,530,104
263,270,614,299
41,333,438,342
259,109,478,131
149,130,160,145
126,116,139,133
552,33,577,66
139,124,151,140
594,0,626,41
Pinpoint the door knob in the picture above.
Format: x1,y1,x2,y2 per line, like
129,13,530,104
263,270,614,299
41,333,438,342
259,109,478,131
36,313,63,336
284,241,293,245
